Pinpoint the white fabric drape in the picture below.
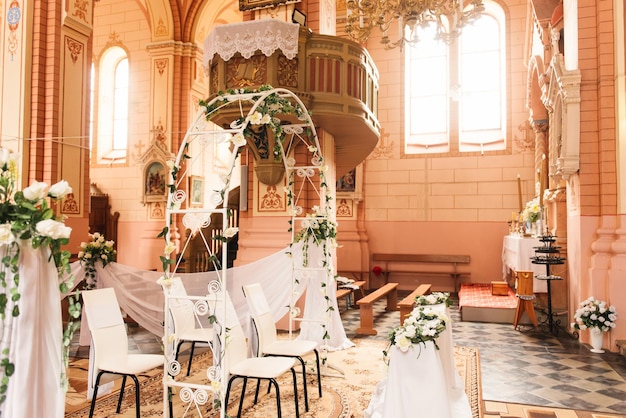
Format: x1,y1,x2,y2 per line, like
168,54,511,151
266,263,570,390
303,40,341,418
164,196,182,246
364,305,472,418
75,246,352,348
0,244,65,418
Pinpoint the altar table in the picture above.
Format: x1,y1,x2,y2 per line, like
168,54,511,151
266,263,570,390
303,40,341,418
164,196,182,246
501,235,547,293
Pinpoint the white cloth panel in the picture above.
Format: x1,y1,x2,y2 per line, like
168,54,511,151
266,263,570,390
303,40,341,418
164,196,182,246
1,244,65,418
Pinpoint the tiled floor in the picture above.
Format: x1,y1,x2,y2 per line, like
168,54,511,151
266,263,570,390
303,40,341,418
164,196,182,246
337,295,626,415
69,293,626,415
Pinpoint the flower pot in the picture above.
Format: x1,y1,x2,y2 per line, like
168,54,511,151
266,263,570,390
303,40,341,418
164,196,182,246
589,328,605,353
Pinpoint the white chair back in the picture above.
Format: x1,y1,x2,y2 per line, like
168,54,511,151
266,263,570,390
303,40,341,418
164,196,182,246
243,283,278,355
164,277,196,336
212,291,248,375
82,288,128,386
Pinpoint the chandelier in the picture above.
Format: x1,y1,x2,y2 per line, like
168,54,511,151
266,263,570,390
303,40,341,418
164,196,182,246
345,0,485,49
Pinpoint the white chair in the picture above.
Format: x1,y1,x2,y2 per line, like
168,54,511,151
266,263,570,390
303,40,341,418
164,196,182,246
242,283,322,412
162,277,213,376
212,290,300,418
82,288,165,418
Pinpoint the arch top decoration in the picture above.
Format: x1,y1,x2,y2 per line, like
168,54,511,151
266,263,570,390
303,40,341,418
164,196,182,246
159,86,340,416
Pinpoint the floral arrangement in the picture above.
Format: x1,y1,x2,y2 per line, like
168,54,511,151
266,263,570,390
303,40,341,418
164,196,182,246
571,296,618,332
522,197,541,223
199,85,309,163
384,307,448,361
0,147,76,406
78,232,116,290
415,291,452,307
292,205,338,267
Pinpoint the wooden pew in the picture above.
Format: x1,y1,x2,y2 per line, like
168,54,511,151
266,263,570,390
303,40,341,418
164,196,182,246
336,280,366,310
398,284,433,324
356,282,399,335
372,253,471,291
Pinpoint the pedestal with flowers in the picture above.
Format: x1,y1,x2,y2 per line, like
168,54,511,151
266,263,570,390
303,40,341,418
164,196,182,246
0,148,77,417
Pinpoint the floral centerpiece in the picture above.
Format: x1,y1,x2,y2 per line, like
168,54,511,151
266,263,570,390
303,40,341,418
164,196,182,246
0,147,76,406
415,291,452,307
383,307,448,362
571,296,618,332
522,197,541,223
78,232,116,290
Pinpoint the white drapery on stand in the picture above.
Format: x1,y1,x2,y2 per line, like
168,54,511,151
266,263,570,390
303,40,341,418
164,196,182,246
0,244,65,418
291,241,354,351
364,304,472,418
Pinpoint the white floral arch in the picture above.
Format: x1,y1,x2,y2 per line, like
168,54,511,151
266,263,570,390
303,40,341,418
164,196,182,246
160,87,350,417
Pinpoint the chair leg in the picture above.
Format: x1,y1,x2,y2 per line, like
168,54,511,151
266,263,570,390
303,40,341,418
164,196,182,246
116,375,128,413
89,371,105,418
237,377,248,418
254,379,261,404
186,341,196,376
291,368,300,418
270,378,282,418
130,374,141,418
294,356,309,412
175,340,185,363
313,349,322,398
225,376,237,413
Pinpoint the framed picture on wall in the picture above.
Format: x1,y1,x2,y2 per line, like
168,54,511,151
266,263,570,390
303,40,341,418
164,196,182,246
144,160,167,203
189,176,204,207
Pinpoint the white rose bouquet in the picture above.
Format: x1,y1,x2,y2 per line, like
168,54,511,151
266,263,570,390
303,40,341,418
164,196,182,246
571,296,618,332
383,307,448,363
78,232,116,290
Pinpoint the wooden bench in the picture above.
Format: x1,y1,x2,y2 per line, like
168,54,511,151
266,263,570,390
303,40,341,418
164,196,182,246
398,284,432,324
336,280,365,310
356,282,399,335
372,253,471,291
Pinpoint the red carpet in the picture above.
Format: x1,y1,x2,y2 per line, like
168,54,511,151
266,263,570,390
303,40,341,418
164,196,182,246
458,283,517,309
458,283,518,323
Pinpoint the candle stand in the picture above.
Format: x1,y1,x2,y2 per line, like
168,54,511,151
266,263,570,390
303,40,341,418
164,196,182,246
531,234,567,336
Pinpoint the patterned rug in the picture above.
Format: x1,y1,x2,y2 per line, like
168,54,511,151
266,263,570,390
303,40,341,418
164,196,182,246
64,339,482,417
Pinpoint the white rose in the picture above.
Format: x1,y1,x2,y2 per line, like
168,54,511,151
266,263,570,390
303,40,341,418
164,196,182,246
224,227,239,238
0,148,10,166
35,219,72,240
48,180,72,198
395,336,412,352
0,224,15,245
23,180,49,201
231,133,246,148
164,242,176,255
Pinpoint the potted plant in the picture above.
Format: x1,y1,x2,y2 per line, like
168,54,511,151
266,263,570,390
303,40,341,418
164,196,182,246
571,296,618,353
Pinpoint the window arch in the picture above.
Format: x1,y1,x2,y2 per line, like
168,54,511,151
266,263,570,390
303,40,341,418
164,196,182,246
404,1,506,155
92,46,129,164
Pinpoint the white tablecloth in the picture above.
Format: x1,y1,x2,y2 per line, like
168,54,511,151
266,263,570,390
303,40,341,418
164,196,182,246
364,304,472,418
501,235,547,293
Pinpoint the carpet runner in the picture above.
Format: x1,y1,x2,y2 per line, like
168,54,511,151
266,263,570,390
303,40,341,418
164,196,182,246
65,339,482,417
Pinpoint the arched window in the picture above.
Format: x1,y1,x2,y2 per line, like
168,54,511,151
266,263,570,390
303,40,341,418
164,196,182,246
92,46,129,163
405,1,506,155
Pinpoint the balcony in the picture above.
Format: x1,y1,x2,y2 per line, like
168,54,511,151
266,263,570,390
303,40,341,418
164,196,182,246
205,23,380,177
